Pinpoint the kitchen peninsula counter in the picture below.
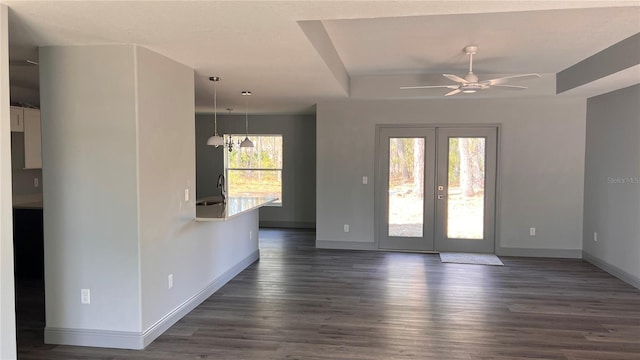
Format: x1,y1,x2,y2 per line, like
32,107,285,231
13,194,44,209
195,196,277,221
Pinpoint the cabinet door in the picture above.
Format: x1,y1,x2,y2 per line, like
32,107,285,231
23,109,42,169
10,106,24,132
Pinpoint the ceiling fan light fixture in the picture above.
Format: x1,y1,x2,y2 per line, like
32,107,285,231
400,44,540,96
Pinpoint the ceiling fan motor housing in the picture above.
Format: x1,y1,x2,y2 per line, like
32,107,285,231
464,73,479,83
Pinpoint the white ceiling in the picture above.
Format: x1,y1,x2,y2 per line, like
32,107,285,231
5,0,640,114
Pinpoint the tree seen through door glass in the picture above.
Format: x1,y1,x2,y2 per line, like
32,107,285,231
447,137,485,239
388,137,424,237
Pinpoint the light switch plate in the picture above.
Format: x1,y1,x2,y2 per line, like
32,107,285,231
362,176,368,185
81,289,90,304
184,189,189,202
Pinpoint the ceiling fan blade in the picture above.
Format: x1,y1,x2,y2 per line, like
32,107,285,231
493,84,528,90
444,89,462,96
486,73,540,85
400,85,457,90
443,74,468,83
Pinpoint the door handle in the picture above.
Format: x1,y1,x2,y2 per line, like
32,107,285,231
437,195,447,200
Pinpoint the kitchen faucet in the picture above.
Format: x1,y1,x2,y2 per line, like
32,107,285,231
217,174,227,204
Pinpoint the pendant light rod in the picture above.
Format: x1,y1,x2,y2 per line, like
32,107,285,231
240,91,254,148
206,76,225,147
242,91,251,136
211,77,220,135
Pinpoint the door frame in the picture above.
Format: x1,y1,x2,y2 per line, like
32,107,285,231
374,124,502,253
434,127,498,253
376,127,436,251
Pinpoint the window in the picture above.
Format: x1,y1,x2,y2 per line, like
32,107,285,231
225,135,282,205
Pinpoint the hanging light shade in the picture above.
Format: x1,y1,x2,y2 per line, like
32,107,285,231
240,137,254,148
240,90,254,148
206,76,225,147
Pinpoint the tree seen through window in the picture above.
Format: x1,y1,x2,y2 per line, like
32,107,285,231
225,135,282,205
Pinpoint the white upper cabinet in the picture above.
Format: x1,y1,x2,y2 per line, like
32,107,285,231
10,106,25,132
23,108,42,169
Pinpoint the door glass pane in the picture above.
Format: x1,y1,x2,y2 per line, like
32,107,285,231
388,138,425,237
447,137,485,239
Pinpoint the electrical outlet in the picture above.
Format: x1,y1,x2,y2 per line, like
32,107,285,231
529,227,536,236
362,176,368,185
33,177,39,187
344,224,350,233
81,289,90,304
168,274,173,289
594,232,598,242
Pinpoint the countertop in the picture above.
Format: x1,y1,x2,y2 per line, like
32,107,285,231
195,196,277,221
13,194,43,209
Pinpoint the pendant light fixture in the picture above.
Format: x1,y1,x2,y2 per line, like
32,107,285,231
240,91,254,148
206,76,225,147
224,108,236,152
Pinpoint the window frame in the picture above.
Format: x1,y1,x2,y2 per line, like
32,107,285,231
224,134,283,206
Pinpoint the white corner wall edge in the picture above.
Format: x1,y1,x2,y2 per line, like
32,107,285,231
0,4,18,359
44,249,260,350
582,250,640,289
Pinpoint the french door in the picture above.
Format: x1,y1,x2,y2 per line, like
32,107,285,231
377,126,497,253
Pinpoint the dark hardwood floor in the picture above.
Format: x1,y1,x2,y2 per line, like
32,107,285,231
16,229,640,359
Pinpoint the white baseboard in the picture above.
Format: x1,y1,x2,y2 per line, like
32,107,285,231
582,250,640,289
260,220,315,229
317,241,584,258
44,327,145,350
44,249,260,350
316,240,376,250
140,249,260,347
496,247,582,258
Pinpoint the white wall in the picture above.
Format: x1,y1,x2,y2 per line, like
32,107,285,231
317,97,586,255
136,46,196,331
583,84,640,287
39,44,261,349
40,45,142,332
136,47,259,331
0,4,17,359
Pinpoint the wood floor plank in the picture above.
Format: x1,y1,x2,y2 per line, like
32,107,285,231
15,228,640,359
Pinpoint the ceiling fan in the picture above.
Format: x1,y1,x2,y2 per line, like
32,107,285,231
400,45,540,96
